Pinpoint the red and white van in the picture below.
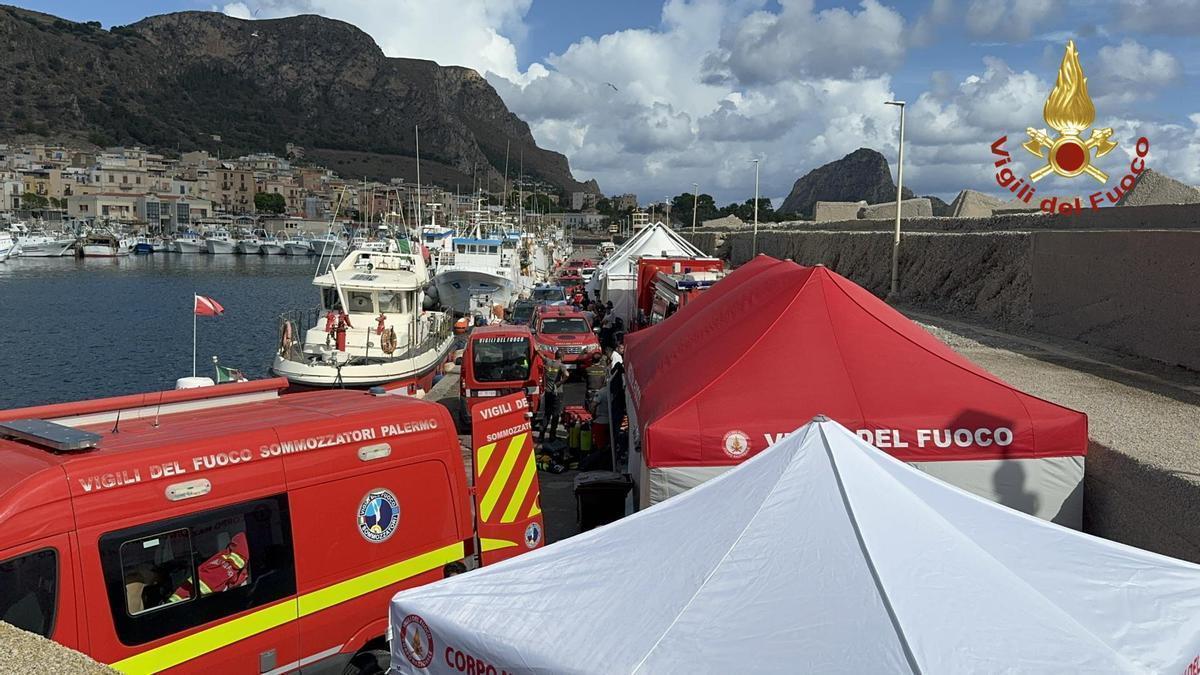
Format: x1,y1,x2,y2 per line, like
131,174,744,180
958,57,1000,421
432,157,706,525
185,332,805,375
0,378,537,674
459,325,542,424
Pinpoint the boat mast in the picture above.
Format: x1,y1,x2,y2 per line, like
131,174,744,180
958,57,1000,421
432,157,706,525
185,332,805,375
414,125,423,232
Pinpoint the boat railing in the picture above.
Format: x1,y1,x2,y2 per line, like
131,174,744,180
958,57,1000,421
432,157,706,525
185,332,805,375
277,307,453,363
276,307,325,362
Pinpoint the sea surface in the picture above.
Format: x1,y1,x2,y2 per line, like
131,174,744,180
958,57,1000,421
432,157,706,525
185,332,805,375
0,254,320,408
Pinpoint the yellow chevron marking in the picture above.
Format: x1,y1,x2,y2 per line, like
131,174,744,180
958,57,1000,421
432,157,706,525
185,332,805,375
478,433,525,521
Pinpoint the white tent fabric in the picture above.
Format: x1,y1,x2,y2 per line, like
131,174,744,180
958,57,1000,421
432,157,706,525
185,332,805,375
390,418,1200,674
586,221,704,323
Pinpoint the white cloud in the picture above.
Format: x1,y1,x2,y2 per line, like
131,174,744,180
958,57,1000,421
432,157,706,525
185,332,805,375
965,0,1062,41
1093,39,1181,102
703,0,907,84
1116,0,1200,34
221,0,532,81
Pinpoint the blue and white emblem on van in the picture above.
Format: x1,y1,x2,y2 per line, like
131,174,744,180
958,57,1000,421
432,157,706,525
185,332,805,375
357,488,400,542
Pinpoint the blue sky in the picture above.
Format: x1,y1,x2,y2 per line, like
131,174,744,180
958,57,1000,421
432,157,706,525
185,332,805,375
14,1,1200,204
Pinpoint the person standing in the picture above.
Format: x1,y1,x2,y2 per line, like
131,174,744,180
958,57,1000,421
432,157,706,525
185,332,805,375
540,349,566,446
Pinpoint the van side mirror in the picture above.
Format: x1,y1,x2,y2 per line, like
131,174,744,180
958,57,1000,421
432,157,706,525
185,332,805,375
454,356,462,366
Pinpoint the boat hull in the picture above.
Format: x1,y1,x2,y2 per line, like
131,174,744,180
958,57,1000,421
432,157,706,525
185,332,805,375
284,242,311,256
16,239,74,257
235,241,263,254
82,244,130,257
205,239,236,254
173,240,204,254
433,269,517,316
133,243,155,254
261,243,286,255
271,333,455,390
311,240,347,257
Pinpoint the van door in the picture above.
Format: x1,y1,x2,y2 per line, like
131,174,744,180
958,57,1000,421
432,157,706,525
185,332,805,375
287,441,468,671
0,534,79,650
471,392,545,565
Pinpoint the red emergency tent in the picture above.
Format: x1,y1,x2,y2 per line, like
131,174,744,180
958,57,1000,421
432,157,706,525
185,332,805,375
624,256,1087,526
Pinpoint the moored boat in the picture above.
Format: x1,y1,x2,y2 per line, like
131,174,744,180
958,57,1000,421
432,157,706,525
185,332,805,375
204,228,236,254
81,231,132,257
272,242,454,392
310,232,348,258
260,233,287,255
172,231,204,253
283,235,312,256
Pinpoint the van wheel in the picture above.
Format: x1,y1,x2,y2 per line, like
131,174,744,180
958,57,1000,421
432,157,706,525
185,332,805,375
342,648,389,675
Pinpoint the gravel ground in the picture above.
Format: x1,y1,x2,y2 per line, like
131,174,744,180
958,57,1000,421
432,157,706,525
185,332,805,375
911,310,1200,562
0,623,116,674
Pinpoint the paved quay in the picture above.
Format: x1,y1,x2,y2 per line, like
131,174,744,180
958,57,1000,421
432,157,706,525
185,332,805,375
912,310,1200,563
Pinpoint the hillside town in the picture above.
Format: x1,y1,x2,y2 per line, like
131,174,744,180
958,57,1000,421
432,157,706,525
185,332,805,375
0,142,654,235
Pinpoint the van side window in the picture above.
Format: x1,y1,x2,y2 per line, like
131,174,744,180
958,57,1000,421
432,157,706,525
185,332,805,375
99,495,296,646
0,548,57,638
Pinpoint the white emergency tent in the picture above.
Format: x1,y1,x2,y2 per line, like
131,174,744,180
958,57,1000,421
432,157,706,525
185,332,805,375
586,221,703,323
389,418,1200,674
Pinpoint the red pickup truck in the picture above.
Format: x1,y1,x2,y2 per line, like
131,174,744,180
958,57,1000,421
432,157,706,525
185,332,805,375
531,305,602,371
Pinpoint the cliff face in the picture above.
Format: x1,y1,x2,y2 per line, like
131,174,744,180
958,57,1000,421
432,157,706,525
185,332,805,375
0,6,593,193
779,148,914,217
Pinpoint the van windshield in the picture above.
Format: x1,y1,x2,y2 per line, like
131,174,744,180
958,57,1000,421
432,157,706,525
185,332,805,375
0,549,58,638
472,338,531,383
532,287,566,303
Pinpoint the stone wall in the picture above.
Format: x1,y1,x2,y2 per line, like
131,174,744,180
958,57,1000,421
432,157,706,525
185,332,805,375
1030,230,1200,371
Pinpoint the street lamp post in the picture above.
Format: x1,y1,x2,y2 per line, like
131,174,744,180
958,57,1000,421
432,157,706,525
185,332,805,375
749,158,760,256
885,100,906,299
691,182,699,233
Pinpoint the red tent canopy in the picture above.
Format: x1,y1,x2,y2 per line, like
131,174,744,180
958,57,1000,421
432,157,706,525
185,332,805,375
626,257,1087,468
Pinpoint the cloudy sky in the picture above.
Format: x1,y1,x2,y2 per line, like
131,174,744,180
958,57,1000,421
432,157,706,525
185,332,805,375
28,0,1200,205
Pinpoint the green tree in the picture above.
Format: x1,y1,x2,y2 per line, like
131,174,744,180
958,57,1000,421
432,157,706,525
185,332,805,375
254,191,286,214
670,192,719,225
21,192,48,209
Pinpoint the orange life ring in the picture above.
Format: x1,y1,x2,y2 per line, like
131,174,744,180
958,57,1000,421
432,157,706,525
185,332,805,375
381,326,397,355
279,320,294,355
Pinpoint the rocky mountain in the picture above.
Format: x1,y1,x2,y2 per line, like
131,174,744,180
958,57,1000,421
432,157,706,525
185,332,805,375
779,148,914,217
0,6,595,194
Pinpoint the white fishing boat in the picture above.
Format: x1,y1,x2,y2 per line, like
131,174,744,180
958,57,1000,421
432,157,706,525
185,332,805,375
271,243,454,391
283,235,312,256
81,231,132,257
431,230,522,317
260,233,287,255
204,229,236,254
235,229,267,254
310,232,348,258
12,224,74,257
171,231,204,253
0,231,14,262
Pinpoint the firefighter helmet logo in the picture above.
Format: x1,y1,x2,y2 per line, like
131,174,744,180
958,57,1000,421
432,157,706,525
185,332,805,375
357,488,400,543
399,614,434,668
524,521,542,549
1022,40,1117,183
722,430,751,459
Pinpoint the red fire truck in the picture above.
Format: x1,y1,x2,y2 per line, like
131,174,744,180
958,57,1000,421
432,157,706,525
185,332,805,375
0,378,542,674
635,257,725,328
459,325,542,425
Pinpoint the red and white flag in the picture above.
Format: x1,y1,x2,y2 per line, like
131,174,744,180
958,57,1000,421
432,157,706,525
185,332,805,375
194,294,225,317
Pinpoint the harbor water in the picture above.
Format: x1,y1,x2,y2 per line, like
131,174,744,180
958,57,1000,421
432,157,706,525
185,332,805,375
0,254,319,408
